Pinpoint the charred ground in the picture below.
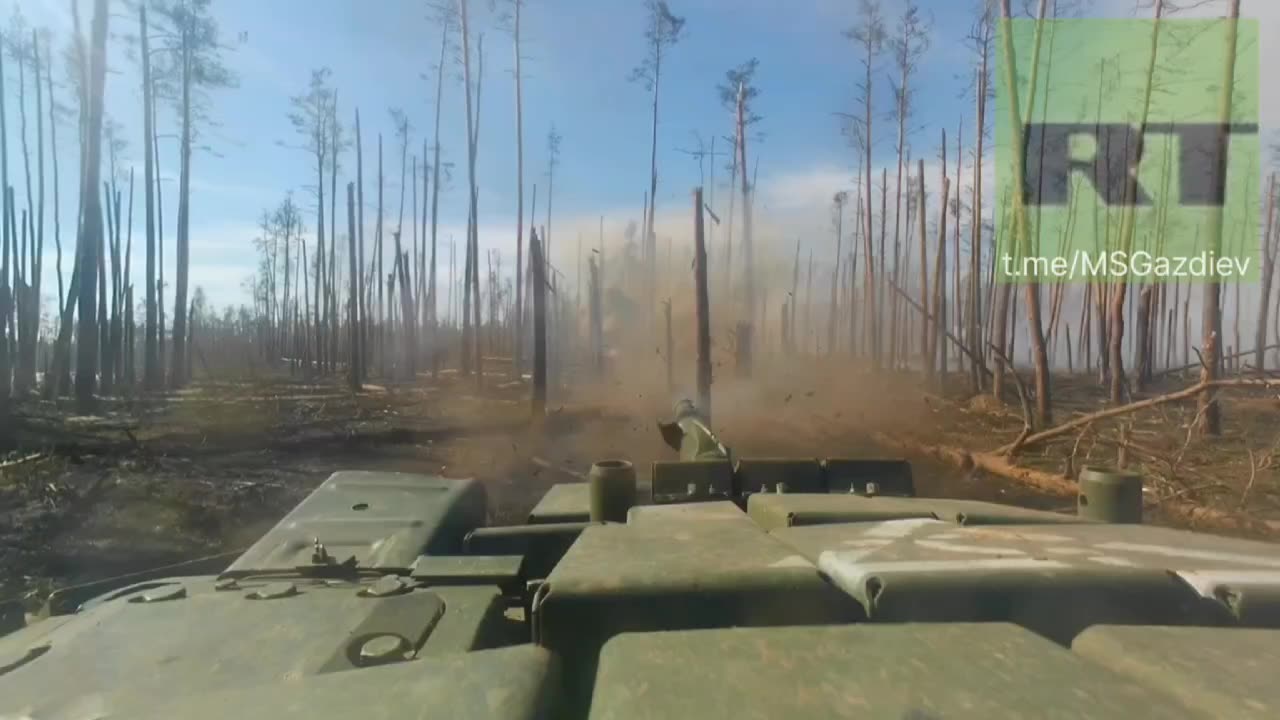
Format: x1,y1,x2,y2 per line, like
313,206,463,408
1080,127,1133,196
3,358,1278,611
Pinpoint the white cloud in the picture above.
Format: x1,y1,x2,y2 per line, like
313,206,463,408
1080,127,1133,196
760,166,858,214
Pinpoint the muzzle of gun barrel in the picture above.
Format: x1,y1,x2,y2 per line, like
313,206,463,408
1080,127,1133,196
659,400,728,462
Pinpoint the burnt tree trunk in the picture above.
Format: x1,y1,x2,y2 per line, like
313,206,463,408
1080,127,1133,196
998,0,1053,425
694,187,712,420
828,197,844,355
931,130,949,383
355,109,367,379
531,228,547,418
932,173,950,389
170,24,193,389
917,159,931,383
736,83,754,373
1257,173,1277,373
76,0,110,410
588,256,602,376
664,299,673,391
347,182,361,390
141,4,159,388
1198,0,1240,436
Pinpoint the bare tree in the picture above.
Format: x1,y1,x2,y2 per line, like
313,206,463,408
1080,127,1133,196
889,1,930,369
828,192,848,354
997,0,1052,425
499,0,526,376
136,4,162,388
457,0,480,380
717,59,761,339
531,227,546,416
846,0,886,368
917,159,931,381
327,95,345,374
288,67,335,376
72,0,109,410
354,108,367,377
1258,173,1277,372
0,25,8,407
151,0,235,389
545,125,561,259
631,0,685,321
963,1,993,393
390,107,413,376
693,187,711,417
1103,0,1162,406
427,16,453,376
1197,0,1242,436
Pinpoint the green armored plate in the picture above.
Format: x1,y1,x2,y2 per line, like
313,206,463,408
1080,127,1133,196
411,554,523,585
747,493,934,529
626,500,750,526
650,460,733,503
528,483,591,524
0,576,513,713
415,585,520,655
925,498,1087,525
536,519,863,713
537,519,851,602
734,458,825,493
788,519,1280,640
588,623,1199,720
748,493,1082,531
1074,626,1280,719
225,471,486,572
131,645,558,720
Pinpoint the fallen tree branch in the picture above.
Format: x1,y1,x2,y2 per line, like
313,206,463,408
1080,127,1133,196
0,452,46,472
995,378,1280,455
988,343,1033,455
1155,343,1280,379
1240,446,1259,510
871,431,1077,498
872,431,1280,536
1157,481,1230,504
888,280,993,379
1065,422,1092,480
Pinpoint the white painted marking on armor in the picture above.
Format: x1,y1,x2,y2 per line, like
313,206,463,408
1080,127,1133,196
956,528,1074,543
913,539,1027,556
817,554,1070,595
1087,556,1140,568
768,555,816,569
840,539,893,548
862,518,946,539
828,548,888,564
1094,542,1280,568
1175,570,1280,598
1045,547,1091,556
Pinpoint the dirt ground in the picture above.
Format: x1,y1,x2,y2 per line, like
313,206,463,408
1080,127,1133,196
2,358,1277,609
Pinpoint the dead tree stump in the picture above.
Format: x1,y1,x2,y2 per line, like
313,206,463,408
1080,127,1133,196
531,228,548,418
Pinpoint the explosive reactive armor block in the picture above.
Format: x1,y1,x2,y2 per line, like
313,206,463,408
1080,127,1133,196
533,507,863,713
589,623,1208,720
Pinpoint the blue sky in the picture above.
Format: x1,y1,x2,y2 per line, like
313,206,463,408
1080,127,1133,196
8,0,1277,313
